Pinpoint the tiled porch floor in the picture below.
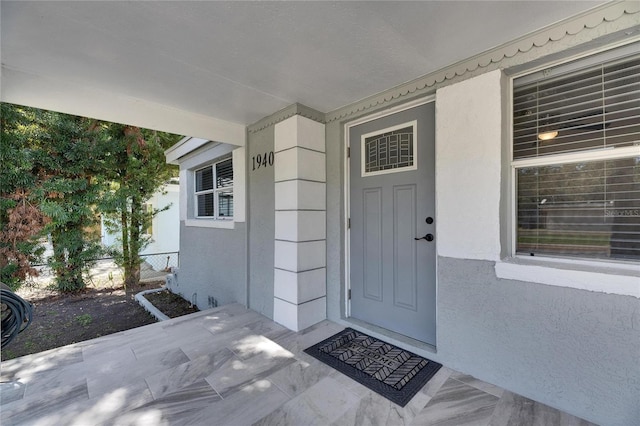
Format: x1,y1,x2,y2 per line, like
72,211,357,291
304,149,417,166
1,304,594,426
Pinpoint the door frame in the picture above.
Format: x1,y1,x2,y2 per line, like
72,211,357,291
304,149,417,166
344,95,437,330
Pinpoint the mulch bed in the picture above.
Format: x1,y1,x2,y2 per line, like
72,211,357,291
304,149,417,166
1,280,198,361
144,290,199,317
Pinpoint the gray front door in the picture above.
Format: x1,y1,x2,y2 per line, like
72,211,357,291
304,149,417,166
349,102,436,345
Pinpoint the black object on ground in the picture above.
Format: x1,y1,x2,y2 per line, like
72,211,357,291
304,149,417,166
304,327,442,407
1,284,33,349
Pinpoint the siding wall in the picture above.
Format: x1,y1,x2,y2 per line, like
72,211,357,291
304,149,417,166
324,68,639,426
143,185,180,255
247,125,276,318
173,18,639,424
176,125,275,317
434,70,638,426
178,222,246,309
438,257,640,426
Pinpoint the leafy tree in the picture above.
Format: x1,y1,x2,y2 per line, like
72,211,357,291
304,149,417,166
30,109,109,292
100,124,179,287
0,104,49,289
2,104,180,291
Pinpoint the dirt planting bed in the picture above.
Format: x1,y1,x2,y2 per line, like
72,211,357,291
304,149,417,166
1,280,198,361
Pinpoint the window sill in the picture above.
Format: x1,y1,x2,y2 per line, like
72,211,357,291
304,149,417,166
495,256,639,298
184,219,235,229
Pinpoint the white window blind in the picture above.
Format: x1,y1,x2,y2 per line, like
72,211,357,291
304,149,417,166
215,158,233,218
216,159,233,189
512,49,640,262
195,167,214,217
514,55,640,159
516,157,639,260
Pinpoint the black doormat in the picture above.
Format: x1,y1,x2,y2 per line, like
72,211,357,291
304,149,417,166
304,328,442,407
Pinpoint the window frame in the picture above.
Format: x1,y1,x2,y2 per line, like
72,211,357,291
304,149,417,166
508,45,640,266
142,202,153,235
193,157,233,221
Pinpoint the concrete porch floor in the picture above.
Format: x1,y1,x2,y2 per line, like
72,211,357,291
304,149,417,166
1,304,594,426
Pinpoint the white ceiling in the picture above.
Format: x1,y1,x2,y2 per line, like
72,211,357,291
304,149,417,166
1,1,605,138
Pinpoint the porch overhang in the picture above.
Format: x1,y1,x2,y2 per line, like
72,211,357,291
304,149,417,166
0,0,610,144
1,68,246,147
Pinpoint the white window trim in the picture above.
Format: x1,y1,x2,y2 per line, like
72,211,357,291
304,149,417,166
496,46,640,299
495,258,639,298
511,146,640,169
184,218,235,229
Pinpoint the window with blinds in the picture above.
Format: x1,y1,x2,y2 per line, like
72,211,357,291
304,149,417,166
512,47,640,262
194,157,233,219
514,55,639,159
215,159,233,218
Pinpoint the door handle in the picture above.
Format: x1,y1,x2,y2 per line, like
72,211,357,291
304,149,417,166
414,233,434,242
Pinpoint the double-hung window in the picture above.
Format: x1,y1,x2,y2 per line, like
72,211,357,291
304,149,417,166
194,158,233,220
512,46,639,262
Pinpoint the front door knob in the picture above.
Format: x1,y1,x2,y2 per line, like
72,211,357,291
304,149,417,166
414,233,434,242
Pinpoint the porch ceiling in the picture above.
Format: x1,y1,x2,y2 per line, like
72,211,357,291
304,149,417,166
1,1,603,141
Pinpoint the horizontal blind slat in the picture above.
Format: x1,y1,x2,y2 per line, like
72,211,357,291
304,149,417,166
215,158,233,189
195,166,214,192
513,52,640,160
515,155,640,260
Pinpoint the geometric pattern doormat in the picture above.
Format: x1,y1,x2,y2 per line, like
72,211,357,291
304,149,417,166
304,328,442,407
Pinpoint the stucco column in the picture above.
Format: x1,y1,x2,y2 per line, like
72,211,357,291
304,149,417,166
273,115,326,331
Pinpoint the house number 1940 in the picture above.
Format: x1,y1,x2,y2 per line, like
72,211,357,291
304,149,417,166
252,151,274,170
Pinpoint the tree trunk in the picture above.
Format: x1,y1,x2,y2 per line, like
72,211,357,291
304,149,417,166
51,231,66,285
51,226,86,292
125,199,142,287
120,209,132,288
66,230,85,291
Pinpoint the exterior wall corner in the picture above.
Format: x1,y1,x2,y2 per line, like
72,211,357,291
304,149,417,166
273,114,327,331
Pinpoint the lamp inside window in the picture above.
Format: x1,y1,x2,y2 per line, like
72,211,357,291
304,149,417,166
537,130,558,141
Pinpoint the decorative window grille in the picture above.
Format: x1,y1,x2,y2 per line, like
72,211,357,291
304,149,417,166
362,122,417,176
194,157,233,219
512,46,639,261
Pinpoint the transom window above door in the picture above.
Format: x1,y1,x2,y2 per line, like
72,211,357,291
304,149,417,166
361,121,417,177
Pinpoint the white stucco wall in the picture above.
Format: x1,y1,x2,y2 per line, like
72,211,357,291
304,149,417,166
142,184,180,255
101,184,180,255
435,70,503,262
434,70,639,297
